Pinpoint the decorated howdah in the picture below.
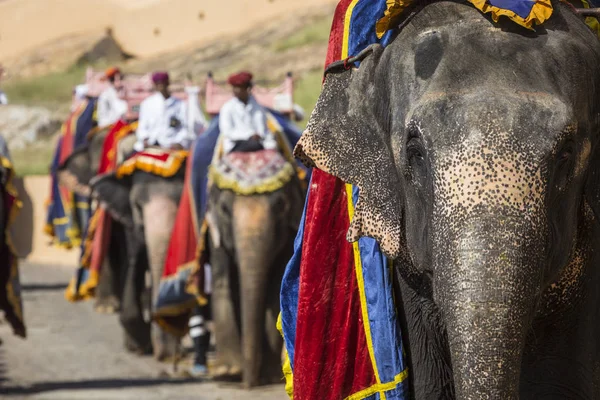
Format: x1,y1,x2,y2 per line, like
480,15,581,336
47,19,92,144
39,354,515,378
153,110,308,337
278,0,600,399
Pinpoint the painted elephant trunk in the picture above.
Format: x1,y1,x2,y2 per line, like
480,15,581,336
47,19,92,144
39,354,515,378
435,216,542,399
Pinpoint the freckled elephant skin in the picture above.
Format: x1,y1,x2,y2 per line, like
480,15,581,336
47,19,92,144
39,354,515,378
295,2,600,399
208,178,304,388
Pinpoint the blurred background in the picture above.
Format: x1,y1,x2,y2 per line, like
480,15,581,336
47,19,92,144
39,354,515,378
0,4,336,398
0,0,336,176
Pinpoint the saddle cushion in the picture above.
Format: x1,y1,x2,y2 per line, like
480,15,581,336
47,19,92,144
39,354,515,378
115,147,188,179
209,149,295,195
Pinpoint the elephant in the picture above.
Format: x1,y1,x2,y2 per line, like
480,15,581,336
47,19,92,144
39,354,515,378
206,167,304,387
91,165,184,359
59,128,128,314
60,128,183,359
294,1,600,399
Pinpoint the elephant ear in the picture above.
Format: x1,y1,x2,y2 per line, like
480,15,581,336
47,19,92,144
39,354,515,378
58,147,94,197
90,173,133,228
294,45,406,259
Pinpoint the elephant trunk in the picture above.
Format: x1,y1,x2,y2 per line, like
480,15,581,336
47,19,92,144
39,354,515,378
435,216,543,399
233,197,276,388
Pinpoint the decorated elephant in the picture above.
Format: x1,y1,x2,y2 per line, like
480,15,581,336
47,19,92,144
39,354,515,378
89,152,186,359
59,123,184,359
293,1,600,399
206,144,305,387
59,125,129,314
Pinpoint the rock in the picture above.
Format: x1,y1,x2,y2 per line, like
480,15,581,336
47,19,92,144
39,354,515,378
76,28,134,65
0,105,62,150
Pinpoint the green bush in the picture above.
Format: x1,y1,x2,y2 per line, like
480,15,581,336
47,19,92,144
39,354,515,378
3,65,91,108
273,16,331,52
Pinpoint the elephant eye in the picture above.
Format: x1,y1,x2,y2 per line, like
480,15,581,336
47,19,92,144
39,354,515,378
406,135,428,185
407,137,426,167
557,147,573,165
554,140,575,191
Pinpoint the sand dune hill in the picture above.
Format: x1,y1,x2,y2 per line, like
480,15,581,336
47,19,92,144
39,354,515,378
0,0,116,58
0,0,337,61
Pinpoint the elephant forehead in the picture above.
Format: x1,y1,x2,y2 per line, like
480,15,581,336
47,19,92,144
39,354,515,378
433,142,545,217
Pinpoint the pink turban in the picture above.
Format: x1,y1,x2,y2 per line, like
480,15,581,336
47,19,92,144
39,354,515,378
152,71,170,84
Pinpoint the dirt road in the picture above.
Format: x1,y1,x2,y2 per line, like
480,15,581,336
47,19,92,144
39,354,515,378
0,262,287,400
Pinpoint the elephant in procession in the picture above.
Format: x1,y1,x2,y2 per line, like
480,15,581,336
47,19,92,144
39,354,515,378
294,1,600,399
60,128,184,359
91,167,184,358
206,151,305,388
59,127,129,314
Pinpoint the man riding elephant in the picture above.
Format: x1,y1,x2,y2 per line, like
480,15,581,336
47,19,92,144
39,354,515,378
199,71,306,387
134,72,195,153
96,67,127,130
219,71,277,153
91,70,205,360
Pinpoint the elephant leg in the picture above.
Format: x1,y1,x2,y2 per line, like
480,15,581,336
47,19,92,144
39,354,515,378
94,256,120,313
142,196,179,361
233,200,279,389
210,238,243,378
260,253,287,385
119,226,151,354
95,220,127,313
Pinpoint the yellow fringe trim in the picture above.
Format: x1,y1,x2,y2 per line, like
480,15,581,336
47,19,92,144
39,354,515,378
209,113,301,196
64,269,99,302
115,148,188,179
345,184,386,399
581,0,600,38
344,369,409,400
209,162,296,196
277,313,294,399
376,0,414,39
468,0,553,30
376,0,553,39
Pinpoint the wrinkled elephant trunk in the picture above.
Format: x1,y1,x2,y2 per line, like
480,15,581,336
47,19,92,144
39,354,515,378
435,216,542,399
233,197,277,388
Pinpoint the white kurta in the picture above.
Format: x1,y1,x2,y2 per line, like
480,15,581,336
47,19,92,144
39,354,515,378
134,92,194,152
185,86,209,135
219,95,276,153
96,86,127,128
0,91,8,105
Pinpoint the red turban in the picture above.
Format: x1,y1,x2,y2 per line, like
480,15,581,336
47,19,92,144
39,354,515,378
105,67,121,79
152,71,170,84
227,71,253,87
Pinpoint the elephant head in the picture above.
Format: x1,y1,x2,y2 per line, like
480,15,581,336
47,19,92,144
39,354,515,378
58,128,110,197
296,2,600,398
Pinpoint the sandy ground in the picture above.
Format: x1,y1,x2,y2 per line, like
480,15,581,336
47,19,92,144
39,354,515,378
0,0,337,62
0,262,288,400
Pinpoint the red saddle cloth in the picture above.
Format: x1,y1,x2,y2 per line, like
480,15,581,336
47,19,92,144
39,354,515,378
210,149,295,195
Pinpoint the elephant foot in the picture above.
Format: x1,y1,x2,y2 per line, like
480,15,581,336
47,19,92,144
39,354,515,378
94,296,121,314
152,329,179,363
153,344,178,363
124,335,152,356
212,364,242,382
